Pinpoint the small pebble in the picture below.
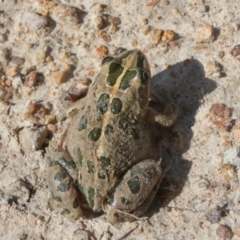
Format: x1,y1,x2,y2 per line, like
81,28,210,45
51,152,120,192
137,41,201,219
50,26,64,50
111,17,121,26
93,16,105,29
161,0,169,6
230,45,240,61
195,24,214,43
218,51,225,58
223,147,240,166
108,24,117,34
149,29,163,45
19,126,49,150
146,0,160,8
197,179,209,190
50,66,71,85
11,56,25,66
99,31,111,42
140,25,151,35
195,4,207,12
52,4,81,26
96,45,109,58
208,103,234,131
90,3,105,14
216,224,234,239
21,12,48,31
205,61,222,78
140,18,148,25
131,38,138,47
161,30,175,43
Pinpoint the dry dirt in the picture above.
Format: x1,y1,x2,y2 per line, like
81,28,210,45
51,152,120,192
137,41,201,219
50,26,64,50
1,0,240,239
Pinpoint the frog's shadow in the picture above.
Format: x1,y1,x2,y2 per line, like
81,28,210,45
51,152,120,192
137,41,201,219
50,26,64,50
147,58,217,216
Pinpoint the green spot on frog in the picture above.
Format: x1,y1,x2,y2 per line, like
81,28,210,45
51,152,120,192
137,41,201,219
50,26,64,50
119,70,137,90
78,114,88,131
97,93,110,114
98,172,106,179
121,197,132,205
130,165,142,176
111,98,122,114
87,160,95,174
127,175,141,194
51,191,62,202
88,128,102,141
144,165,157,180
118,117,140,139
99,156,111,167
104,124,114,135
54,171,68,181
57,182,71,192
76,148,83,167
107,62,124,86
88,187,95,208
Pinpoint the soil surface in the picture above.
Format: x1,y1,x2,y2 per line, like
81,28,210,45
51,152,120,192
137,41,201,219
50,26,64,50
1,0,240,239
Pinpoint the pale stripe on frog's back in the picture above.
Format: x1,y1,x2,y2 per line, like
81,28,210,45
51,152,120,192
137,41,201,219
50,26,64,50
69,50,151,211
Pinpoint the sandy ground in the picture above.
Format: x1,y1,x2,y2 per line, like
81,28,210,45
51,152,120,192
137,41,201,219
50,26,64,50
1,0,240,239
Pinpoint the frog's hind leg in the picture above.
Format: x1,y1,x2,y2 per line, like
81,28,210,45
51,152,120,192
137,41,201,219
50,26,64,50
104,159,165,223
47,147,84,221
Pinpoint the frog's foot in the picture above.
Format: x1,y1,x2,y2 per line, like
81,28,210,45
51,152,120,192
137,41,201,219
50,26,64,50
147,88,178,127
46,147,84,221
147,103,178,127
103,159,164,223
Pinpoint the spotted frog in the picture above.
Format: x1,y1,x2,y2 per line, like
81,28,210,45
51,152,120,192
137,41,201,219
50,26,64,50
47,49,178,223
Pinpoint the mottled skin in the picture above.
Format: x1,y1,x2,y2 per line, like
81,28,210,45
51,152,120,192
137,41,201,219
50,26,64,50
47,49,178,223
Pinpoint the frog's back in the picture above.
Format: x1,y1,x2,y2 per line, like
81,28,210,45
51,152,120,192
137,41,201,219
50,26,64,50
67,49,152,211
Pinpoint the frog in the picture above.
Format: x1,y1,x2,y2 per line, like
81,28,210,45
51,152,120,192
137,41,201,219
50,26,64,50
46,48,178,223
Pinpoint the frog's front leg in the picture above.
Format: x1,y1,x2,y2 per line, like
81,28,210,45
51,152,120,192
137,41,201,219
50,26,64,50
47,146,84,221
104,159,164,223
147,88,178,127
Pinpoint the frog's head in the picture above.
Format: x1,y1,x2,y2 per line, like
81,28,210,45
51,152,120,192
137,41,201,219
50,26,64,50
101,49,151,112
101,49,151,91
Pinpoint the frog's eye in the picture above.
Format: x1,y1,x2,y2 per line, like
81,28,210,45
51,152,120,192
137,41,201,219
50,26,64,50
101,56,114,65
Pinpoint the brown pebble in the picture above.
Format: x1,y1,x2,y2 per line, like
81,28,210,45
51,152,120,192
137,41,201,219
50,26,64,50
216,224,234,239
96,45,109,58
230,45,240,61
209,103,231,119
146,0,160,8
24,102,51,124
149,29,163,45
111,17,121,26
50,65,71,84
209,103,235,131
99,31,111,42
24,71,38,87
161,30,175,43
93,16,105,30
